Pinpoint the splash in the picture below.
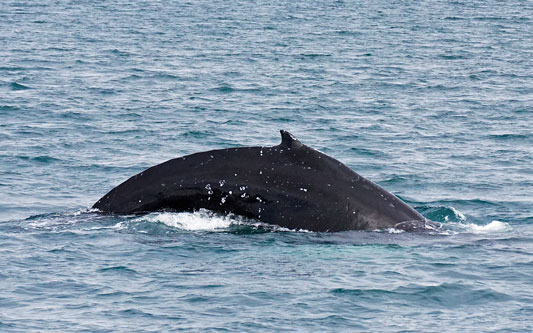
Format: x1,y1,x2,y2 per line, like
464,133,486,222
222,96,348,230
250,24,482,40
384,228,405,234
127,210,313,233
448,207,466,221
419,205,467,223
133,209,243,231
460,220,512,234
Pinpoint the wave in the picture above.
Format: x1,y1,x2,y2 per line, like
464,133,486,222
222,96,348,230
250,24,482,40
331,282,513,306
488,133,532,141
210,84,262,94
417,205,466,222
9,82,30,90
133,210,238,231
16,206,512,237
455,220,512,234
127,210,309,233
416,205,512,234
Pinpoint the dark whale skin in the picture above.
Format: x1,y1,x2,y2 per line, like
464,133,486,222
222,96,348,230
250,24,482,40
93,130,428,232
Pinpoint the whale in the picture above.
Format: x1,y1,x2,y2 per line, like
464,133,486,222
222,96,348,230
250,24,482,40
93,130,432,232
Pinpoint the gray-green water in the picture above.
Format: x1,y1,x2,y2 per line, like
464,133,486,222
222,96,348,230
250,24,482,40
1,0,532,331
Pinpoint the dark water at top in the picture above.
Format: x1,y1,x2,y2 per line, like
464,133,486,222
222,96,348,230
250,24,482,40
1,0,532,331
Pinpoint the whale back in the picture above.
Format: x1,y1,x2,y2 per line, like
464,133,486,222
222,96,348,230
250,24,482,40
93,131,426,231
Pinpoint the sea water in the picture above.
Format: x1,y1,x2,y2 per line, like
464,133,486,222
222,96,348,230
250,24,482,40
1,0,532,331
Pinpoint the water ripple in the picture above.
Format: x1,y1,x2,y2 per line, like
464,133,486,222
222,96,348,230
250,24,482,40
0,0,531,331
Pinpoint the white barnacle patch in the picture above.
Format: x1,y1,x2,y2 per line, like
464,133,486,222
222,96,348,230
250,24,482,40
220,196,227,204
219,180,226,187
259,170,263,175
161,183,166,187
300,188,308,192
241,193,247,198
205,184,213,195
234,173,238,176
260,149,263,156
239,186,247,191
256,196,262,203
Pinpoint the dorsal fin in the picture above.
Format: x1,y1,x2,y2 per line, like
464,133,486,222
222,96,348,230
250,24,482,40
279,130,303,149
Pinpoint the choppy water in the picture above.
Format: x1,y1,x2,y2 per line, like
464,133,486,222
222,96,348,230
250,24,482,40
1,0,532,331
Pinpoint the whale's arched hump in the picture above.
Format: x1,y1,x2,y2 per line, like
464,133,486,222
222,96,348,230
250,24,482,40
93,130,431,232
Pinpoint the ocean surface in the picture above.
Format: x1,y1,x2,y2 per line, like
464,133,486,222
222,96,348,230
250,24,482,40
1,0,532,331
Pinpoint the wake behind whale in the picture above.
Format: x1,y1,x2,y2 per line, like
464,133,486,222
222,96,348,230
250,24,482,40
93,130,433,232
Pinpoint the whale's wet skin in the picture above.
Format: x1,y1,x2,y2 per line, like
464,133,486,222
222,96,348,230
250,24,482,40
94,131,432,232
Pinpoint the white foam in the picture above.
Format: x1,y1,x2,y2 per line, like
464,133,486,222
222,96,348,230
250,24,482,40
112,221,126,230
128,210,314,233
245,221,311,233
385,228,405,234
461,220,511,234
25,219,59,229
449,207,466,220
134,209,240,231
444,207,466,222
